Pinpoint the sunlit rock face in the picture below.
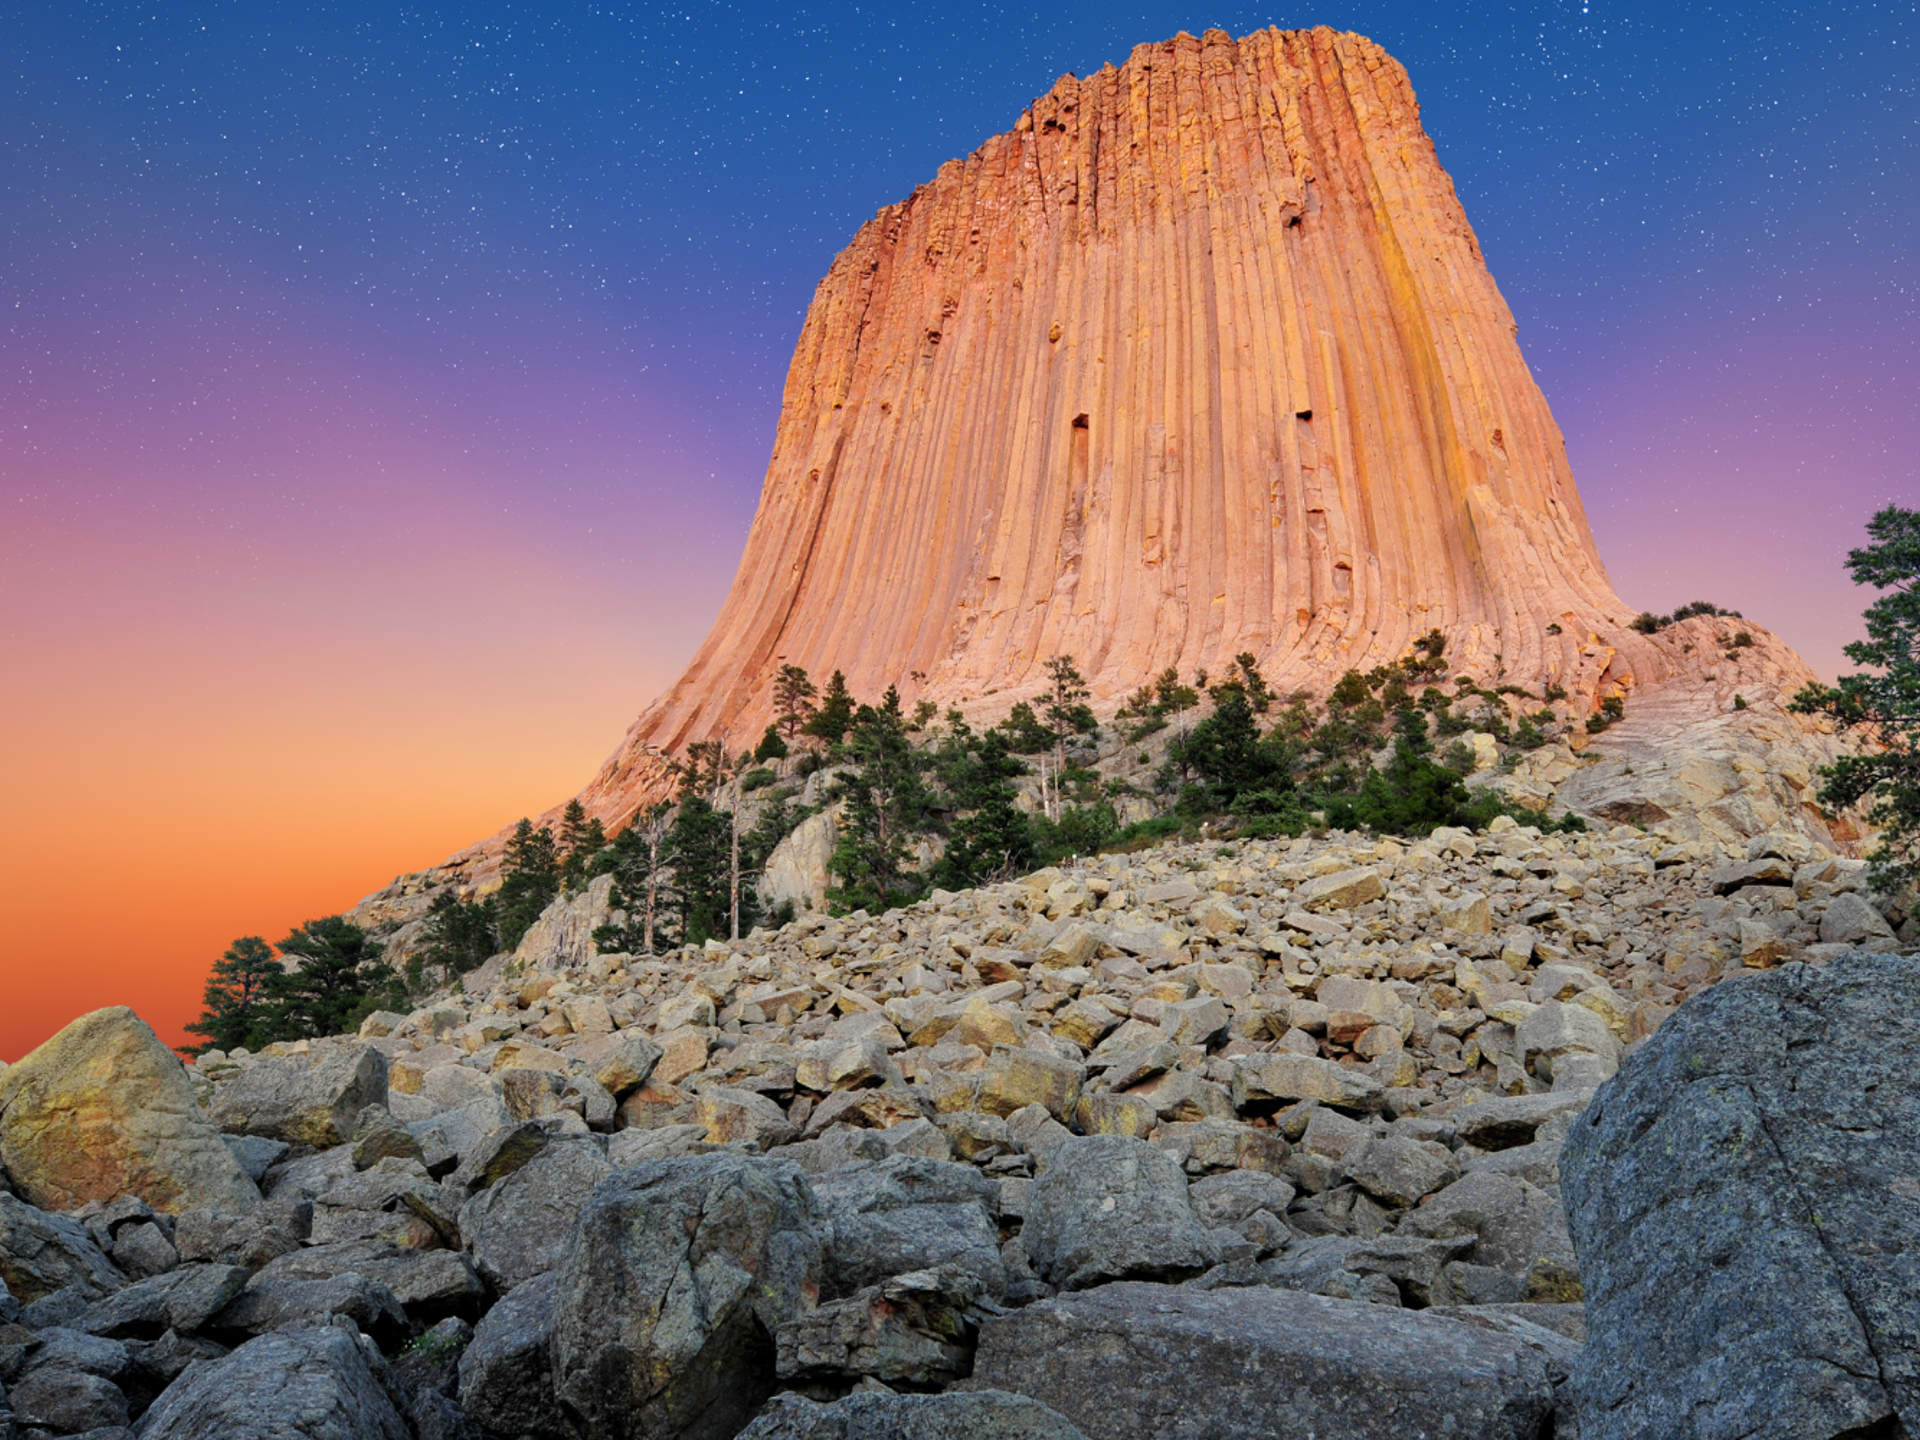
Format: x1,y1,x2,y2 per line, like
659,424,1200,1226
441,26,1828,859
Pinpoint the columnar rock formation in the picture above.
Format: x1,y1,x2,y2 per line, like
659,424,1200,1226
555,25,1803,835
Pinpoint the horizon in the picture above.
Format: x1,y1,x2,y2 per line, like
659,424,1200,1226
5,0,1915,1062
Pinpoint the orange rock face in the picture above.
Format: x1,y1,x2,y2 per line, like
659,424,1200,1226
467,26,1816,849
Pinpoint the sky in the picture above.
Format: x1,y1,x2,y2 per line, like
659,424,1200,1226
3,0,1914,1060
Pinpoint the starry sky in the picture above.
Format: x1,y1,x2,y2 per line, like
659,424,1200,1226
3,0,1915,1059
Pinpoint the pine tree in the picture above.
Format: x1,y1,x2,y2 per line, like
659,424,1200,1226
827,687,933,913
261,917,393,1041
496,819,561,951
772,664,818,740
184,936,283,1053
1043,655,1097,773
935,728,1034,888
1792,505,1920,888
753,725,789,763
802,670,857,747
1233,652,1274,712
416,891,499,977
594,801,675,954
666,795,736,944
557,799,605,888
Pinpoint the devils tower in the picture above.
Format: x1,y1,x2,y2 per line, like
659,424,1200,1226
435,24,1823,857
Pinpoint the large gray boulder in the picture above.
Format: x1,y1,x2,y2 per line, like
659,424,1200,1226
970,1282,1560,1440
1561,952,1920,1440
739,1390,1088,1439
8,1364,129,1433
251,1242,484,1323
133,1322,411,1439
458,1137,613,1293
1395,1172,1580,1301
209,1046,389,1149
549,1154,830,1440
457,1270,567,1440
810,1156,1005,1298
211,1272,408,1349
78,1263,251,1338
0,1195,125,1303
0,1007,261,1215
1019,1137,1218,1291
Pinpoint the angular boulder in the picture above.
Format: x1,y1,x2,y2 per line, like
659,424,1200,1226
209,1045,388,1149
549,1153,830,1440
251,1241,484,1322
1561,952,1920,1439
775,1265,983,1388
134,1322,411,1439
738,1390,1088,1440
0,1195,125,1303
457,1270,568,1440
971,1282,1559,1440
1019,1136,1218,1291
811,1156,1005,1298
458,1137,613,1293
0,1008,260,1215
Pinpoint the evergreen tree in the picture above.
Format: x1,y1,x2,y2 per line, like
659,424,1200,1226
1152,666,1200,717
753,725,789,763
593,801,675,954
934,728,1034,888
1233,652,1275,712
557,799,605,888
416,891,499,977
495,819,561,951
772,664,818,740
1793,505,1920,888
827,687,934,913
184,936,283,1053
681,740,730,801
666,795,736,944
802,670,857,747
995,701,1056,754
1043,655,1097,770
261,917,394,1041
1177,679,1288,807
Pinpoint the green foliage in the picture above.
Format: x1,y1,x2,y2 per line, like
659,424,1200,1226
1030,802,1122,862
994,701,1057,755
592,802,674,954
1792,505,1920,888
802,670,857,746
417,891,498,976
263,917,398,1042
1168,680,1294,810
773,664,818,740
557,800,605,888
753,726,789,764
934,726,1035,887
667,795,740,945
1632,600,1743,633
827,688,934,913
740,766,778,793
1042,656,1098,759
1232,653,1274,712
495,819,561,951
185,936,284,1053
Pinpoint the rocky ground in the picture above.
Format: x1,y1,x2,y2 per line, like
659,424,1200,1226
1,805,1913,1438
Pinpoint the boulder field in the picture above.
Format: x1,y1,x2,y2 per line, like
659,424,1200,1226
3,820,1919,1438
